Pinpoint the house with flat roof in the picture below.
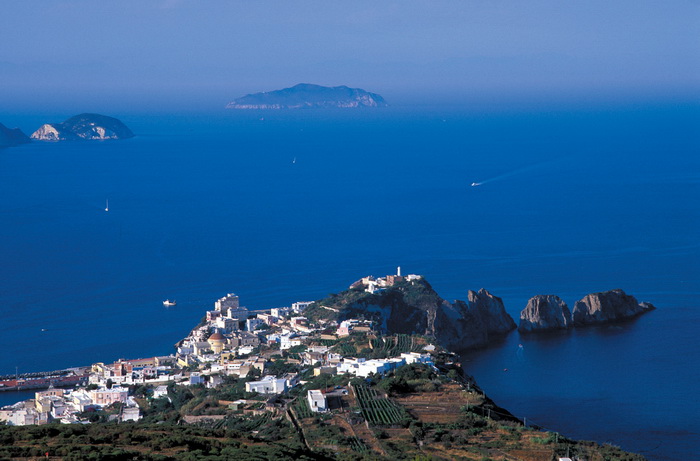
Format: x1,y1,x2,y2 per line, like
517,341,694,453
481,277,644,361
245,375,287,394
307,389,327,412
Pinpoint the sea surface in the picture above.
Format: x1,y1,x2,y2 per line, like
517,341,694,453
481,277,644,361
0,102,698,460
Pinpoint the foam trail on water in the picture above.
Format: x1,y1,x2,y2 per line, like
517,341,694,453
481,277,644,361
471,158,561,186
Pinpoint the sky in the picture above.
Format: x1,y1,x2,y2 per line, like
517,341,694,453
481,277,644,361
1,1,699,112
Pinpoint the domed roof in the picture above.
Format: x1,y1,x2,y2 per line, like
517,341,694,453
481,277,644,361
208,332,225,342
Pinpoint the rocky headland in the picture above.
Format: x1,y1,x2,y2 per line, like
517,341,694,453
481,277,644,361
0,123,31,148
519,289,655,333
305,276,516,351
572,289,655,326
518,294,571,333
226,83,387,109
30,113,134,141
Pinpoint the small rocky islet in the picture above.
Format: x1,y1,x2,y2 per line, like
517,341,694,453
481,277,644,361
518,289,655,334
30,113,134,141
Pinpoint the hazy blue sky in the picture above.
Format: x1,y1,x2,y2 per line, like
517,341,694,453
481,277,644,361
1,1,698,111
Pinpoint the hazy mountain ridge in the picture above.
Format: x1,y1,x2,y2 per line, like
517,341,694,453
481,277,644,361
0,123,31,148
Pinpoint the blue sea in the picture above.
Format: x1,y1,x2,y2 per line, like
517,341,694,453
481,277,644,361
0,101,698,459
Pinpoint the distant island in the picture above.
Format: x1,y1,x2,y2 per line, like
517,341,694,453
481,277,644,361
226,83,387,109
30,113,134,141
0,122,30,148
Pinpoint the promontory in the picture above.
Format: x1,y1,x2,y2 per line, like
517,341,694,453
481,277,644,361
226,83,387,109
304,272,516,350
31,113,134,141
0,123,30,148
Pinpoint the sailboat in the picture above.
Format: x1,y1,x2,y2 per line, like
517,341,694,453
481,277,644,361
105,199,109,212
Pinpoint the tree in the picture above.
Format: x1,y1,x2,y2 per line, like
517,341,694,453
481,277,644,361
106,379,113,389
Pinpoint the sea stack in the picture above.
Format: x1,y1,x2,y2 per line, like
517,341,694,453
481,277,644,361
571,289,655,326
0,122,31,148
30,113,134,141
518,295,571,333
466,289,518,336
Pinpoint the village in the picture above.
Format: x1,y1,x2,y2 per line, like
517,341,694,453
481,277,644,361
0,270,435,427
0,273,645,461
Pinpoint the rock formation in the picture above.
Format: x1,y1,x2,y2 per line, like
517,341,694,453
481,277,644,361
30,113,134,141
571,289,655,326
305,278,515,351
0,123,31,148
518,295,571,333
226,83,387,109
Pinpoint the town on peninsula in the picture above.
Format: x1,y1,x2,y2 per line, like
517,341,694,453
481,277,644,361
0,270,652,460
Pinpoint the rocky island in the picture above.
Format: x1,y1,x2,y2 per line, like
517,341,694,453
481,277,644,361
226,83,387,109
0,122,30,148
519,289,655,333
30,113,134,141
572,288,656,325
518,294,571,333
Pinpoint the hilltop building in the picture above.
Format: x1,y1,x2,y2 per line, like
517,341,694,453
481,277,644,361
291,301,313,313
351,267,423,293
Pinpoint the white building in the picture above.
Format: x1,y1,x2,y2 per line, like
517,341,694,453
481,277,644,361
226,307,250,321
238,345,256,355
0,406,39,426
121,405,141,422
246,318,263,331
271,307,290,318
245,375,288,394
280,334,302,351
90,387,129,407
189,373,204,385
214,293,240,315
292,301,313,313
307,389,327,412
153,385,169,399
400,352,434,365
337,357,407,378
215,316,239,332
257,313,278,325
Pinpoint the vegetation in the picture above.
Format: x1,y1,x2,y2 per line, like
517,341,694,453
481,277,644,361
0,332,646,461
353,383,411,427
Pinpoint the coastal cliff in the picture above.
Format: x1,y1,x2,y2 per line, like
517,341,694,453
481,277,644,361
0,123,30,148
30,113,134,141
518,295,571,333
226,83,387,109
572,289,655,326
305,277,515,350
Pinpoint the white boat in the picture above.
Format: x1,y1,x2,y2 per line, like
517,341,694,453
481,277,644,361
471,182,481,187
105,199,109,211
163,300,176,307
